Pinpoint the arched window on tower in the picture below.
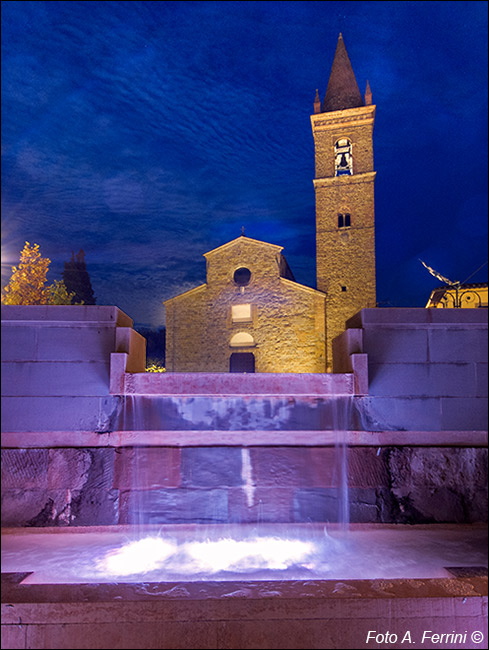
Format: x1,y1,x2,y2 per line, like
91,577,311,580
335,139,352,176
338,213,351,229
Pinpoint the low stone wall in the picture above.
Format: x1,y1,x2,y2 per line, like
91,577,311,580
1,445,486,527
1,305,487,528
334,308,488,431
2,573,487,650
1,305,144,433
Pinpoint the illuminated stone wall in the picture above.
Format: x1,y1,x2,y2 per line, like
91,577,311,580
1,306,486,527
165,236,326,373
311,105,377,371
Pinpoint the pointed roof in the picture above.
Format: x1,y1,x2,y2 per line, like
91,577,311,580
364,79,372,105
322,33,364,112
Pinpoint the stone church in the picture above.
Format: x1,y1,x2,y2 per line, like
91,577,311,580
164,34,376,373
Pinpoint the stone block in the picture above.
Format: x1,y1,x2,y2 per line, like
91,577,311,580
476,363,488,397
364,328,428,364
0,325,37,361
250,448,310,486
1,361,110,397
227,487,294,523
387,447,488,490
307,447,338,487
293,488,346,523
70,487,119,526
1,624,26,650
110,353,128,395
347,306,488,327
356,396,442,431
352,353,368,395
115,327,146,372
347,448,390,488
428,327,488,363
1,304,133,325
119,488,229,524
36,325,116,361
217,618,331,650
308,446,389,489
392,485,466,523
1,449,49,489
386,447,488,523
113,447,181,489
293,487,379,523
181,448,243,487
1,488,81,527
47,449,93,490
349,500,379,523
26,621,219,650
1,396,117,432
368,362,477,397
441,397,488,431
332,328,364,373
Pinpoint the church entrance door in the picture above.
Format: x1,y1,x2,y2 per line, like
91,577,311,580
229,352,255,373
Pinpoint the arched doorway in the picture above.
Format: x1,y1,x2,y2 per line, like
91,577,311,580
229,352,255,373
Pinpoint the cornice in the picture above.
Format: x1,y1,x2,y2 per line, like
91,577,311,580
311,104,376,132
313,171,376,187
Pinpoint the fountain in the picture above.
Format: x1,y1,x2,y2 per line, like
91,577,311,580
1,305,487,649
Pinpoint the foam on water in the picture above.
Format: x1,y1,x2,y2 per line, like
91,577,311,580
2,524,487,585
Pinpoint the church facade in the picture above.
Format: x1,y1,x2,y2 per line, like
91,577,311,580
164,236,326,373
164,34,376,373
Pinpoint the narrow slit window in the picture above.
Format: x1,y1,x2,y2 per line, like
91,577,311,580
344,213,351,227
338,214,344,228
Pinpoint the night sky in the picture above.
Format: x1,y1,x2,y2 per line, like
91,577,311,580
2,1,487,328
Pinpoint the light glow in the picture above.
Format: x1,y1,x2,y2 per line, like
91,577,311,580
99,535,317,577
100,537,176,576
185,537,316,572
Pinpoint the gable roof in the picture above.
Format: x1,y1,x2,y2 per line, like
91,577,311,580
203,235,283,258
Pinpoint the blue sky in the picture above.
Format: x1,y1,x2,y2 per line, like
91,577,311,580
2,1,487,327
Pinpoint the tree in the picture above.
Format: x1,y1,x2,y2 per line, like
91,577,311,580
62,249,96,304
1,242,75,305
44,279,77,305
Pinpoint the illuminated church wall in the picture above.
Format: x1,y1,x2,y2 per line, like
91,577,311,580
164,237,326,373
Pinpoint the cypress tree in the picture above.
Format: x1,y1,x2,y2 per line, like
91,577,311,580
62,249,96,304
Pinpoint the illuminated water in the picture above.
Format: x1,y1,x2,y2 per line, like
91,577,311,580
2,524,486,585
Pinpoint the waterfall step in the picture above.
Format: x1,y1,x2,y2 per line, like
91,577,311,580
123,372,355,396
2,430,486,448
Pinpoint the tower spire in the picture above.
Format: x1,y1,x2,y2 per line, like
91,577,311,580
364,79,372,105
322,33,364,112
313,89,321,114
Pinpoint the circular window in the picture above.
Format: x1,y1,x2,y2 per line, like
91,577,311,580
233,267,251,286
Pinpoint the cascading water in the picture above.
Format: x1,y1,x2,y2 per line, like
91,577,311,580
2,386,487,584
105,387,358,579
333,395,352,533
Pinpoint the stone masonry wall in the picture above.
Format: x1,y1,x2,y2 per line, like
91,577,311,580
312,105,377,371
2,306,486,528
1,446,486,527
165,237,326,373
1,305,145,434
343,308,489,432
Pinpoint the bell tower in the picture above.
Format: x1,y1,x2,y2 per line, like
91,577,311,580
311,33,377,371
